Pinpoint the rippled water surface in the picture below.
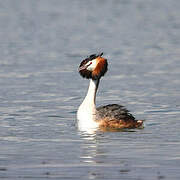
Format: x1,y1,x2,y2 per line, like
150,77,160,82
0,0,180,179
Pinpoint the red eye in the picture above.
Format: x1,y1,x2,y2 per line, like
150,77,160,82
90,62,92,64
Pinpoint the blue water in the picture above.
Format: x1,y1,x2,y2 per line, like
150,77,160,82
0,0,180,179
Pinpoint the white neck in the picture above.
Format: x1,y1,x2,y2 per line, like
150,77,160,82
77,79,99,132
83,79,99,107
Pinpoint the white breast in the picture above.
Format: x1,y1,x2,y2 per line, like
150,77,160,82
77,105,99,132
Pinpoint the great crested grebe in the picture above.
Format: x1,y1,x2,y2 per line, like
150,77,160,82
77,53,143,131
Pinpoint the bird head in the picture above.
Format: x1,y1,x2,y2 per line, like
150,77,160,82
78,52,108,80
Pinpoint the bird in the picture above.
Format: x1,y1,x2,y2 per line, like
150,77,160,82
77,52,143,132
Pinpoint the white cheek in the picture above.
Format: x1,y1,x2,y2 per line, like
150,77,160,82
87,60,97,71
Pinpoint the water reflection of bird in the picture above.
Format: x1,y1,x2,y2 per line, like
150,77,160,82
77,53,143,132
